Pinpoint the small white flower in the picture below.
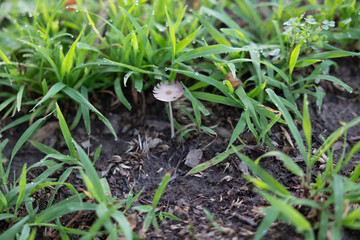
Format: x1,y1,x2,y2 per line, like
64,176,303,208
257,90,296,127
153,81,184,102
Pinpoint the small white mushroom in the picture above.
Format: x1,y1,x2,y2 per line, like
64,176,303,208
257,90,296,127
153,81,184,138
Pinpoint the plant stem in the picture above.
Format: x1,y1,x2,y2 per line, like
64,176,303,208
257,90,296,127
168,101,174,138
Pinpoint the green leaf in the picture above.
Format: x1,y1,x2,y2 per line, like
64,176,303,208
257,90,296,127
16,85,25,113
197,14,231,46
168,68,230,96
260,192,312,232
153,173,170,208
254,207,279,240
303,95,311,158
20,40,61,81
93,144,102,164
267,89,308,164
80,86,91,135
0,216,29,239
256,151,304,177
234,149,290,196
61,26,85,79
114,77,131,110
73,139,107,203
0,48,17,75
14,164,27,214
56,103,77,158
31,82,66,111
133,205,153,212
174,44,245,64
176,25,202,54
187,145,243,175
165,6,176,61
112,210,133,240
10,114,49,162
160,211,182,221
34,202,96,224
29,140,61,155
62,87,118,140
227,112,246,150
289,42,301,79
333,175,344,239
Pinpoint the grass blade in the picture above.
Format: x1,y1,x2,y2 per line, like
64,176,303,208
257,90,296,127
176,25,202,54
62,86,118,140
73,139,106,203
61,26,85,80
56,103,77,158
187,145,243,175
114,77,131,110
267,89,308,164
14,164,27,215
153,172,170,208
31,82,66,111
260,192,312,233
165,6,176,61
234,148,290,196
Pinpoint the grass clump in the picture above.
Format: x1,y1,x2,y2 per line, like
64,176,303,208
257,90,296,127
1,0,360,239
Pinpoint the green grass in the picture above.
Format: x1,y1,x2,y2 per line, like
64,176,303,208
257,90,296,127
1,0,360,238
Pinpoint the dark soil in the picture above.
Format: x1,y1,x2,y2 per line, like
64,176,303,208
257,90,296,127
1,57,360,239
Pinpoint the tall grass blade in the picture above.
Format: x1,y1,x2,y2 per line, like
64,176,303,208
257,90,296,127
73,139,106,203
56,103,77,158
187,145,243,175
260,192,312,233
61,26,85,80
267,89,308,164
153,173,170,208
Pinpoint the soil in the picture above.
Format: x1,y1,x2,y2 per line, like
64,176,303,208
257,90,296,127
1,57,360,239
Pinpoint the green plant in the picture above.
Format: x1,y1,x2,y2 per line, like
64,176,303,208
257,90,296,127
203,208,222,232
232,94,360,239
133,172,181,233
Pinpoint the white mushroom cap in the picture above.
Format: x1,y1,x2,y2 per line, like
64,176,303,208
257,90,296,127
153,81,184,102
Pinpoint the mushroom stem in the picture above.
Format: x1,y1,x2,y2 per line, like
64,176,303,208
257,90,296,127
168,101,175,138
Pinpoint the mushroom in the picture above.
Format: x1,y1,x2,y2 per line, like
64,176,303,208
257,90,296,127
153,81,184,138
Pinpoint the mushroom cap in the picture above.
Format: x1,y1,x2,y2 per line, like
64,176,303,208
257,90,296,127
153,81,184,102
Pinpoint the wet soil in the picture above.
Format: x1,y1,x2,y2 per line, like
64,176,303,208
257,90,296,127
1,57,360,239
